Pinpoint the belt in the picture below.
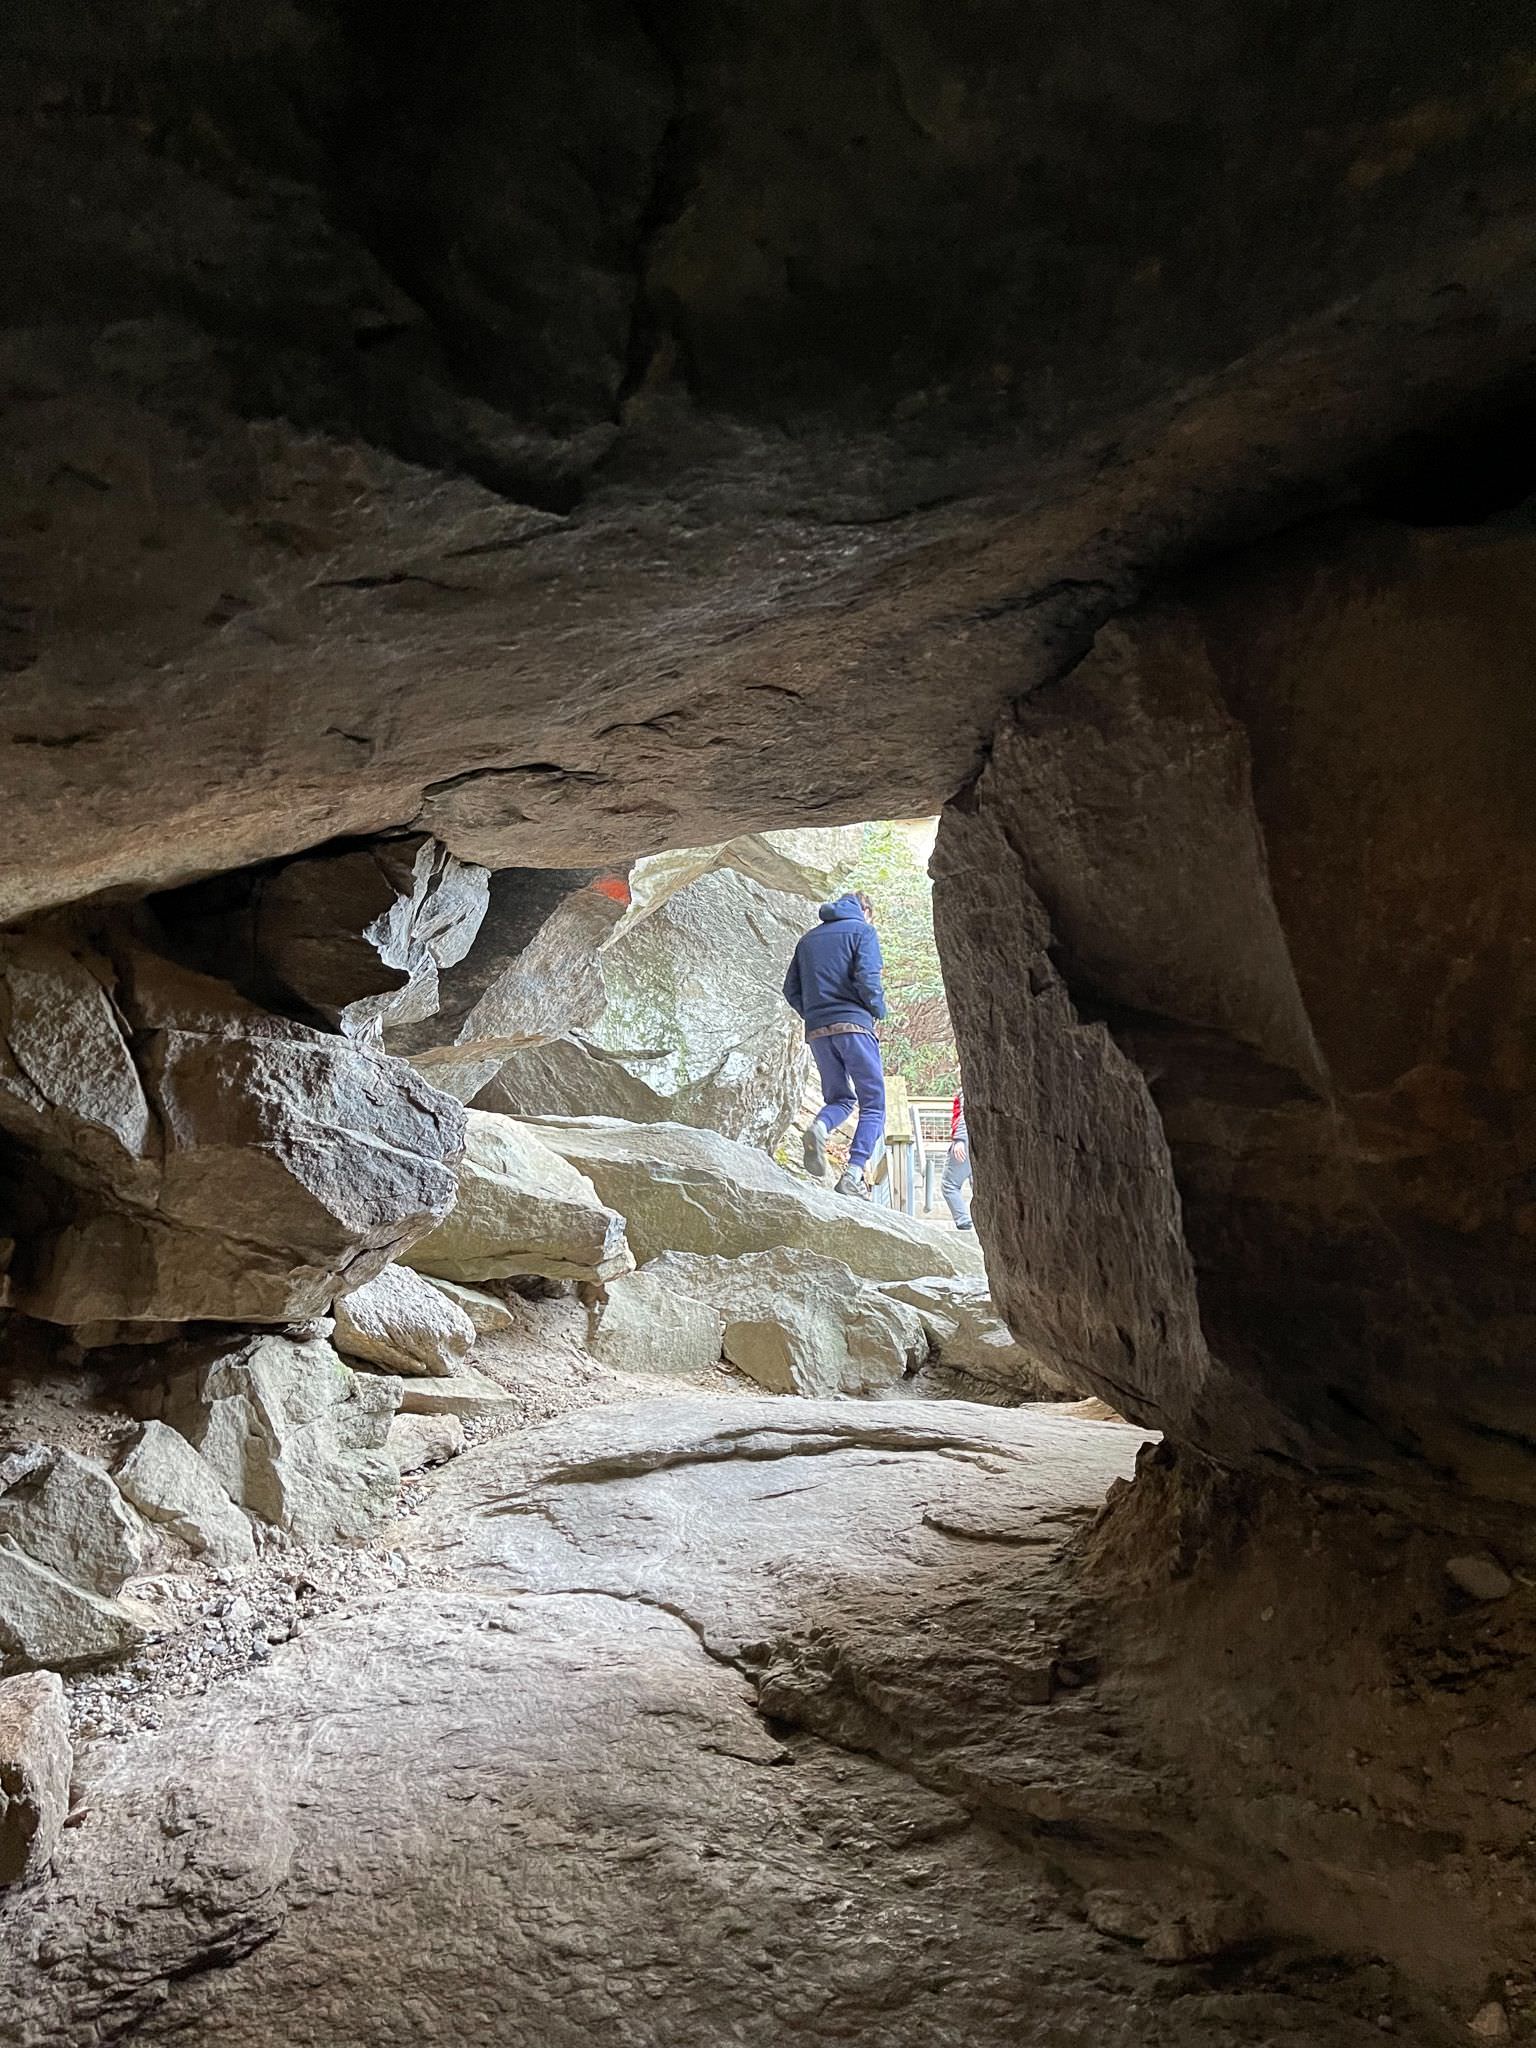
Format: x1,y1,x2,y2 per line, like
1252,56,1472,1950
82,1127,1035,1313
806,1021,875,1042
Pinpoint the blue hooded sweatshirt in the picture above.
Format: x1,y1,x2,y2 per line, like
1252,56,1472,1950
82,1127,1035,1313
782,895,887,1030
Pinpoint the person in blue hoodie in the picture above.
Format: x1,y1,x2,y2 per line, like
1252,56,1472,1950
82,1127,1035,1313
782,891,887,1198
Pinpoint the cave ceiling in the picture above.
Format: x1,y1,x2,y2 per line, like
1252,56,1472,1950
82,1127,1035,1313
1,1,1534,916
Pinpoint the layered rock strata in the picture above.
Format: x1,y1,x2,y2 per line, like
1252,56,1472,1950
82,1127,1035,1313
1,6,1533,919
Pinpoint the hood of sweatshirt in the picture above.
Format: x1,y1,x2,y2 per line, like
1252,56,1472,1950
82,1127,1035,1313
818,893,867,923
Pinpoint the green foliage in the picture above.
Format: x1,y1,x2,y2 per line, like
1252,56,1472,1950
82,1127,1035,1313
844,822,958,1096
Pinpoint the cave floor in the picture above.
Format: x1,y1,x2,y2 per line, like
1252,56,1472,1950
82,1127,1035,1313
3,1389,1468,2046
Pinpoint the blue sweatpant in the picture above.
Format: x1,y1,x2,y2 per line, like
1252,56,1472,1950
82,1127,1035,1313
809,1030,886,1169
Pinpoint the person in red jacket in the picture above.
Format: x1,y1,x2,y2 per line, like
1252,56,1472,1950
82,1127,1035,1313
942,1091,973,1231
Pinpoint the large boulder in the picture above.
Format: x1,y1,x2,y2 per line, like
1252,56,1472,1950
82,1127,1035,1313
155,835,490,1041
0,937,466,1328
463,867,818,1149
0,1549,151,1674
331,1265,477,1377
115,1423,258,1570
605,829,864,943
643,1249,928,1397
0,1671,71,1886
587,1270,726,1380
934,517,1536,1503
150,1332,402,1546
401,1109,631,1286
0,1446,144,1596
879,1278,1082,1402
525,1117,986,1284
0,1443,153,1673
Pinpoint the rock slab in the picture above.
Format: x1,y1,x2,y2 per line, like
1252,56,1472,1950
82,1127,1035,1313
392,1373,520,1419
402,1109,631,1286
0,1670,70,1886
0,1442,153,1671
643,1248,927,1397
115,1422,258,1570
527,1117,984,1284
11,1399,1345,2048
332,1264,478,1377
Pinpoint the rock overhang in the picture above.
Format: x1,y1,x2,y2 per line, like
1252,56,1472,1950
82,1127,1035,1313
0,2,1531,1519
0,4,1534,913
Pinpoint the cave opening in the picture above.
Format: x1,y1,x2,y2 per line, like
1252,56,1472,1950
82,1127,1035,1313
2,0,1535,2038
1,491,1533,2039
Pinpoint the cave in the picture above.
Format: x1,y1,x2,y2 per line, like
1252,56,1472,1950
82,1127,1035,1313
1,4,1534,2042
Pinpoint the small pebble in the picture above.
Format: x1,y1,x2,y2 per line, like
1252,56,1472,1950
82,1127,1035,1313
1468,2000,1510,2041
1446,1556,1513,1602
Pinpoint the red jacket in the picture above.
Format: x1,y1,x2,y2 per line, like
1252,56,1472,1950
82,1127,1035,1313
951,1093,963,1138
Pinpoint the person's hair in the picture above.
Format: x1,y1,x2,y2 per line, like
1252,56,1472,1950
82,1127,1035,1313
853,890,874,918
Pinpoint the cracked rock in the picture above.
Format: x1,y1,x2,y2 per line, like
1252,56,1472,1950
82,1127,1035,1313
0,1444,144,1596
1083,1883,1258,1963
157,834,490,1041
0,1545,152,1672
0,936,467,1327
